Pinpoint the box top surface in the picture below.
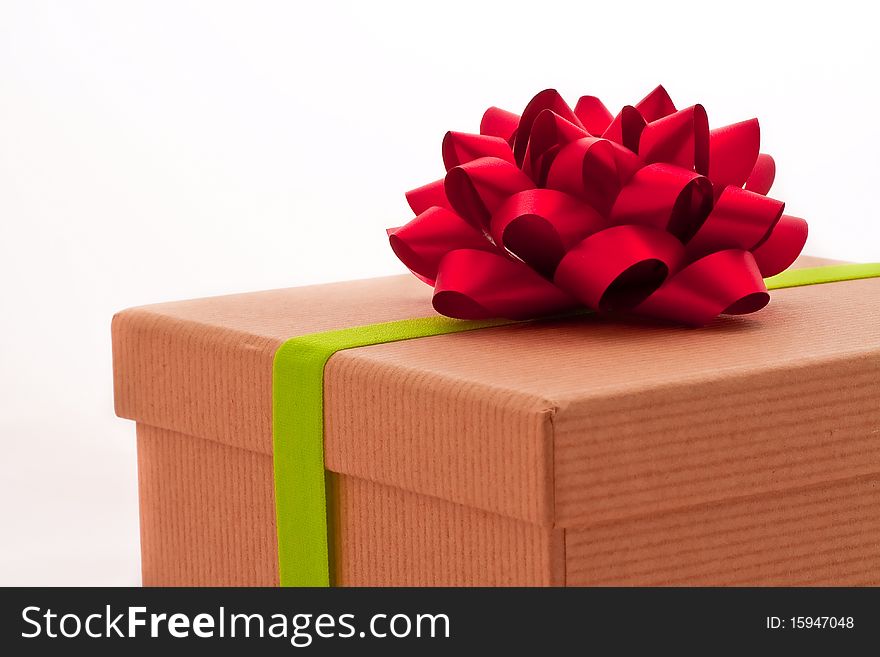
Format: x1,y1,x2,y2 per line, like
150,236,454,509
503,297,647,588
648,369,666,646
113,257,880,527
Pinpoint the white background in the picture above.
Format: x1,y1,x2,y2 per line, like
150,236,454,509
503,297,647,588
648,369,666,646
1,1,878,585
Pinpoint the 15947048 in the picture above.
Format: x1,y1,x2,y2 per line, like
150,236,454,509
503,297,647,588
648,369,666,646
766,616,855,630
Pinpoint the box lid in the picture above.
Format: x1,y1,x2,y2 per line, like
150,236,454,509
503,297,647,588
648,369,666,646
113,257,880,528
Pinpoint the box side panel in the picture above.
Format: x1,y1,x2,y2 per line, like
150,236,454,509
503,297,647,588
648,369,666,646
115,309,278,455
324,350,557,526
137,424,279,586
555,353,880,527
328,475,565,587
566,474,880,585
136,425,563,587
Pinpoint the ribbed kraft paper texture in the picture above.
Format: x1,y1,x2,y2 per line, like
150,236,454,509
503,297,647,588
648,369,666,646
136,425,564,586
565,474,880,586
113,257,880,586
135,423,880,586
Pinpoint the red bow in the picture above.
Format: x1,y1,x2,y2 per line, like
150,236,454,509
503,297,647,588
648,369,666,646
388,86,807,325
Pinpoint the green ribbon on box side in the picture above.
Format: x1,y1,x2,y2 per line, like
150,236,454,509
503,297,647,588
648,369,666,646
272,263,880,587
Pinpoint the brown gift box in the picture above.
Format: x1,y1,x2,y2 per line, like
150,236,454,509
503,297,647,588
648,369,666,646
112,257,880,586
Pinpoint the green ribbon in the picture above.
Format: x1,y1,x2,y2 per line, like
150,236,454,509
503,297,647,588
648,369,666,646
272,263,880,586
763,262,880,290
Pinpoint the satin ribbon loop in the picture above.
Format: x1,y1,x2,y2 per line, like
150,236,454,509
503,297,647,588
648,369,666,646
601,105,645,152
574,95,614,136
554,225,685,311
545,137,629,217
389,206,501,284
512,89,585,167
405,178,451,215
638,104,710,175
490,189,607,277
750,214,809,277
444,156,535,230
433,248,577,320
708,119,760,191
442,131,515,170
745,153,776,195
685,185,785,260
633,84,677,123
610,163,713,241
635,249,769,326
521,109,590,183
480,106,521,142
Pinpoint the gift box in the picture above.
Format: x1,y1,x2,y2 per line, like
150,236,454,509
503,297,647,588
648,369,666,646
112,255,880,586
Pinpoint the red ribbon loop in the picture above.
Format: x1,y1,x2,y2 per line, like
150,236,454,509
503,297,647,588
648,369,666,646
633,84,677,123
685,185,784,259
554,225,685,311
610,163,713,241
393,86,807,326
601,105,645,152
444,157,534,230
545,137,629,217
433,249,577,320
405,178,451,215
750,214,808,277
745,153,776,195
442,132,515,170
490,189,606,277
480,107,520,142
389,206,500,284
573,95,614,136
709,118,760,191
635,250,769,325
513,89,585,166
639,105,710,175
521,109,589,183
